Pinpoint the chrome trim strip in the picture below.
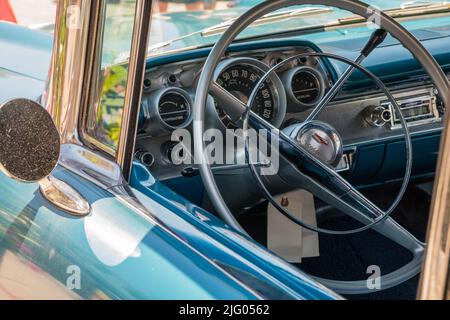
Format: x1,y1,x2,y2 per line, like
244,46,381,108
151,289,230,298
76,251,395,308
58,144,124,190
345,126,443,148
43,0,101,147
418,110,450,299
78,1,114,157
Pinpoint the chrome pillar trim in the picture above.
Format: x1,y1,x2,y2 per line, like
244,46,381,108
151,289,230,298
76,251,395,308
45,0,153,181
116,0,153,181
39,175,91,216
418,99,450,300
43,0,102,146
58,144,124,190
78,0,112,156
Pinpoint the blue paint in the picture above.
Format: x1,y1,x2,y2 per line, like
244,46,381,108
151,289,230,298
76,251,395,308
130,162,340,300
0,167,260,299
0,22,53,81
160,175,205,206
349,133,442,187
2,3,448,299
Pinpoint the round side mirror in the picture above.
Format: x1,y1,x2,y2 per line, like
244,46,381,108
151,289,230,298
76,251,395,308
0,99,60,182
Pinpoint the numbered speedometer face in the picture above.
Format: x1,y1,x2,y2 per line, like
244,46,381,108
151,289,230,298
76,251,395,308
215,64,276,129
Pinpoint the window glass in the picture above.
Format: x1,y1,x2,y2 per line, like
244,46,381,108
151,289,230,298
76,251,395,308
85,0,136,152
148,0,448,56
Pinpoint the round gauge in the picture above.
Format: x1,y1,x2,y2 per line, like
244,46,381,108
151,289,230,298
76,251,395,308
283,66,325,108
157,88,192,129
213,58,286,129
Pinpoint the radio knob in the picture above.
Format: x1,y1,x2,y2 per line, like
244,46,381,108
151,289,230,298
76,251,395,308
436,93,446,116
364,105,392,127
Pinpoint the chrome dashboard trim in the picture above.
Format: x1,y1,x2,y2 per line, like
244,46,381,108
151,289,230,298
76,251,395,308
383,94,440,129
143,87,193,135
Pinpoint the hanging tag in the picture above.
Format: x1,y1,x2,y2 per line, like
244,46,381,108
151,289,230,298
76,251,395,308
267,189,319,263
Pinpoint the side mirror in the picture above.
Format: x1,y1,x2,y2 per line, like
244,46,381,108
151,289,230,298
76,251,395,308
0,99,60,182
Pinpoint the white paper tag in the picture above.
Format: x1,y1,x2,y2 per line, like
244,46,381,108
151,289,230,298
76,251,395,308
267,189,319,263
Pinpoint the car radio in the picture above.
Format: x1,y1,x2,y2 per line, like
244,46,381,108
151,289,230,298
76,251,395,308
382,92,441,129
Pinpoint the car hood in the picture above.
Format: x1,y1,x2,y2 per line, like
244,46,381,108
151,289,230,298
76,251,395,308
0,22,52,102
0,22,52,81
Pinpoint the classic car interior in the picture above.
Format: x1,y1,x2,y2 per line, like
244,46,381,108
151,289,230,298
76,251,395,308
2,0,450,301
128,0,450,299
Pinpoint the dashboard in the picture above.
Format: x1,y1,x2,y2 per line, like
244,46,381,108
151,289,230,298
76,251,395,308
135,39,447,189
136,44,333,177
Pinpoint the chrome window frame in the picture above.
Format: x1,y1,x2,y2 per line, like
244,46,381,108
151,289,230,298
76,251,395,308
45,0,152,182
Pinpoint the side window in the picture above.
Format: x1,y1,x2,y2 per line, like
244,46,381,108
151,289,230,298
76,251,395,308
84,0,137,153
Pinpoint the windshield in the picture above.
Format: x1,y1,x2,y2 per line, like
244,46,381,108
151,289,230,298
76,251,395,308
148,0,450,56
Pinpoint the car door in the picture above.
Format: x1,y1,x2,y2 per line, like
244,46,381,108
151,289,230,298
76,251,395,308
0,0,342,300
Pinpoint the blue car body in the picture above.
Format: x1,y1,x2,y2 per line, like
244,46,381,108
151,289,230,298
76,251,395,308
0,23,338,300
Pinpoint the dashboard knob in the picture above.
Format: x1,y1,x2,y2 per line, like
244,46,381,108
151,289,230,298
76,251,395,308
435,90,446,116
364,105,392,127
135,150,155,168
161,141,187,164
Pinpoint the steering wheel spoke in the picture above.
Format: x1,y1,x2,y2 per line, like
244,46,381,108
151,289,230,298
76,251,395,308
261,129,386,229
209,81,247,123
241,50,414,236
301,171,383,223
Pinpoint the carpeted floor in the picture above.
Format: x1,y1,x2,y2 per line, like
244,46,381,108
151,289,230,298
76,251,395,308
238,185,431,300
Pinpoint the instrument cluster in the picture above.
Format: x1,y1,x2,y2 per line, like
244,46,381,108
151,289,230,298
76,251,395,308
139,47,331,137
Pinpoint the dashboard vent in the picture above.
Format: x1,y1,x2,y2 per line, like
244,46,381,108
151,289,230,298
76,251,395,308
382,94,440,129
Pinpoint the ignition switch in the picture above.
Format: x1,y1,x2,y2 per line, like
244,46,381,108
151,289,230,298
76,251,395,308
363,105,392,127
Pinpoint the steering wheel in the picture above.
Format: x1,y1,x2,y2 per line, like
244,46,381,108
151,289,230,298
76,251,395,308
193,0,450,294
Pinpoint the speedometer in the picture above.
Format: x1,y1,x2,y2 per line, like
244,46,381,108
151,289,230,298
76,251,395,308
214,58,286,129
